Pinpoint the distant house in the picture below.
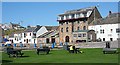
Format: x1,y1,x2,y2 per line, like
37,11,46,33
22,26,37,45
1,23,11,30
7,26,37,46
89,12,120,41
9,22,25,30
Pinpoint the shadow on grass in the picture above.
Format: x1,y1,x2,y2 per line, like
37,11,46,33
37,53,52,55
2,60,13,63
18,56,30,58
103,52,119,54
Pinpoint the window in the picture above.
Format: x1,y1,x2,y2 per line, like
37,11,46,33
61,16,64,20
66,27,69,32
24,33,26,37
100,30,102,33
15,37,17,40
46,38,49,43
30,33,31,36
66,15,69,19
83,19,86,23
110,29,113,33
17,38,19,41
83,34,86,37
77,27,80,30
78,21,80,24
61,28,63,32
116,28,120,33
74,34,77,37
100,29,104,34
78,34,82,37
66,22,68,24
29,39,31,42
34,39,36,43
110,38,113,41
24,39,26,42
103,38,105,41
71,14,74,18
103,30,104,34
61,22,63,25
83,26,86,30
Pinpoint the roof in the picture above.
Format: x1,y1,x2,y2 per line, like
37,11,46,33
90,13,120,25
58,6,95,16
10,22,20,27
24,27,36,32
38,31,53,38
45,26,59,31
38,30,59,38
33,25,42,32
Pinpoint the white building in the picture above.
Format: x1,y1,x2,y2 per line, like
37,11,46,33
89,24,120,41
8,26,38,46
89,12,120,41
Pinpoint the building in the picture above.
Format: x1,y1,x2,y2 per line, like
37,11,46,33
89,12,120,41
9,22,25,30
7,26,37,46
57,6,102,43
37,26,59,45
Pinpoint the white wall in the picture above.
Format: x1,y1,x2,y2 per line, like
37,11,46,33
36,26,48,37
89,24,120,41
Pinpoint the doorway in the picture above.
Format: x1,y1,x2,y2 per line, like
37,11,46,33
65,36,69,42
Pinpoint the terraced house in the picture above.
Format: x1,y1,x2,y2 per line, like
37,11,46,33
57,6,102,43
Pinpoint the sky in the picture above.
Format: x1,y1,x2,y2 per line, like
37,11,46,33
2,2,118,27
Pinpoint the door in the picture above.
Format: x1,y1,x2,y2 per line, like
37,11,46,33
65,36,69,42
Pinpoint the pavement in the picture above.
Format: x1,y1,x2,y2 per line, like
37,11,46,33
0,41,119,51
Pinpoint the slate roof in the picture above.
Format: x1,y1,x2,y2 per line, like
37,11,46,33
45,26,59,31
38,31,53,38
33,25,42,32
58,6,95,16
10,22,20,27
90,13,120,25
24,27,36,32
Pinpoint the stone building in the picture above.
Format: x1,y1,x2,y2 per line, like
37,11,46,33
57,6,102,43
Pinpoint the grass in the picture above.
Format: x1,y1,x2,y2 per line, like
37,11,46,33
1,48,119,63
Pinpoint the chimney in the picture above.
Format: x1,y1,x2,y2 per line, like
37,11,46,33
109,11,112,16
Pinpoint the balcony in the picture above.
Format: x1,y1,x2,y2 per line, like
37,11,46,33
57,17,88,22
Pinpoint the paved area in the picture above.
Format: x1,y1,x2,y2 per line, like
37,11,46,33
0,41,119,51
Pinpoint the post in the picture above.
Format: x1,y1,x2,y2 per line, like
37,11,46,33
13,43,16,47
34,43,36,48
20,43,23,48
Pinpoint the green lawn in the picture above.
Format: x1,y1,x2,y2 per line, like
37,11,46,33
2,48,119,63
